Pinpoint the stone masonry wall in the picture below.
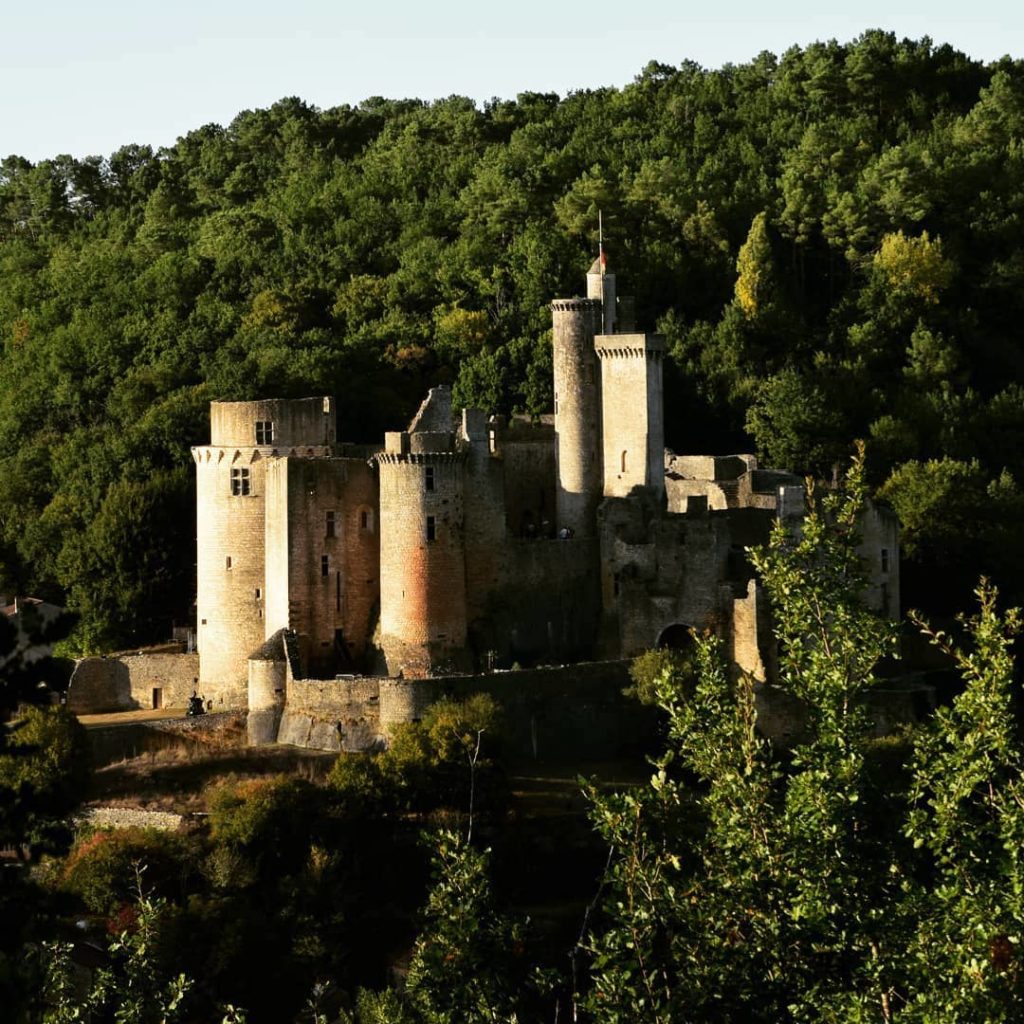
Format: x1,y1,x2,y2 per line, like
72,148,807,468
265,457,380,677
68,653,200,713
274,660,656,762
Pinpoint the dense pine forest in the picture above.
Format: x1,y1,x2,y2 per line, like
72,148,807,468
3,30,1024,649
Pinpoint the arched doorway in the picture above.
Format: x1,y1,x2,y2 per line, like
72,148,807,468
656,622,695,651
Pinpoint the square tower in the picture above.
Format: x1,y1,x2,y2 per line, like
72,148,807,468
595,333,666,499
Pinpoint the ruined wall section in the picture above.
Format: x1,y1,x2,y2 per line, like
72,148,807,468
274,661,656,762
496,418,557,539
264,456,379,678
551,298,602,538
596,334,665,499
859,500,901,619
598,498,735,656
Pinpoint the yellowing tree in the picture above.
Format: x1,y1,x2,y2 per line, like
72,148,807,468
873,229,953,304
734,211,775,319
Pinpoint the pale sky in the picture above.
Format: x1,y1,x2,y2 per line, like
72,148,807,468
2,1,1021,162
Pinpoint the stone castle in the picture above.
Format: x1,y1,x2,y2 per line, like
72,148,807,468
190,256,900,719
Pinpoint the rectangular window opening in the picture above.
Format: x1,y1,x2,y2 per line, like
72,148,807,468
254,588,261,600
881,548,890,574
225,556,232,570
426,515,436,542
230,467,250,496
255,421,274,445
321,555,330,578
336,571,341,612
326,510,336,538
425,466,435,492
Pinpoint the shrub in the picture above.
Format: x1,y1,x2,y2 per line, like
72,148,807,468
58,827,191,915
206,775,322,881
0,706,91,809
627,647,695,705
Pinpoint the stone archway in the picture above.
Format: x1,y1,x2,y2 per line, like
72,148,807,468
656,622,695,651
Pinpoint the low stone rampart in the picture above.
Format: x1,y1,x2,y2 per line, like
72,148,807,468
272,660,658,762
68,653,201,714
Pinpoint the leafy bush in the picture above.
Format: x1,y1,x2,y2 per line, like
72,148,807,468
205,775,323,883
626,646,695,705
0,705,91,850
58,827,192,915
327,694,507,819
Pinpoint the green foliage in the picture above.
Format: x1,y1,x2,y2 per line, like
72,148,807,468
583,455,1024,1021
583,455,899,1021
328,694,506,819
0,37,1021,641
900,585,1024,1019
205,775,323,883
57,827,192,915
0,705,90,850
351,831,540,1024
41,890,193,1024
626,646,694,705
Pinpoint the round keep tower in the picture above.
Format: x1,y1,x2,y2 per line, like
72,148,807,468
551,297,602,538
193,397,336,707
375,446,469,677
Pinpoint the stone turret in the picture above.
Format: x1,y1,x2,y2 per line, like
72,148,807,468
192,397,336,705
586,255,616,335
374,388,470,677
551,297,602,538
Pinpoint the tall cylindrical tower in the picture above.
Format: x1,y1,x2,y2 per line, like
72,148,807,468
193,397,336,707
551,297,602,538
376,449,469,677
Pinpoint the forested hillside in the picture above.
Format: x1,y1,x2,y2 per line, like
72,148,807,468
2,30,1024,650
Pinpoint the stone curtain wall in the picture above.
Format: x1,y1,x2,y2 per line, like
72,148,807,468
68,653,200,713
276,660,657,762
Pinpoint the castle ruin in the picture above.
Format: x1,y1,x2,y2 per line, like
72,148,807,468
189,256,900,733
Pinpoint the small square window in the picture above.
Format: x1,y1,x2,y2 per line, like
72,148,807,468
321,555,329,578
230,467,250,496
426,515,436,542
255,421,274,445
326,510,336,538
